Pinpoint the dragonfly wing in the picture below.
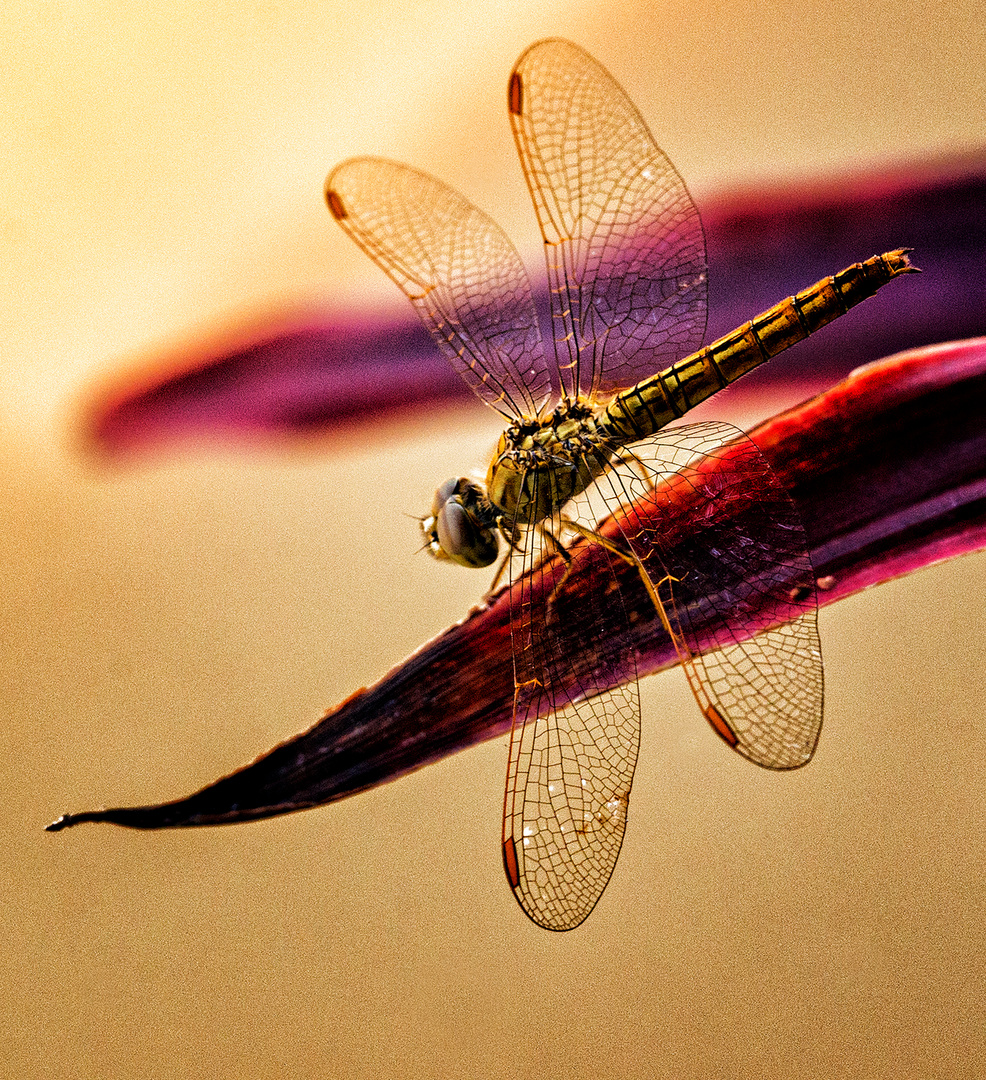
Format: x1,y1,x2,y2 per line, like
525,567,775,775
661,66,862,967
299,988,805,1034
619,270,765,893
502,510,641,932
326,157,550,418
605,421,823,770
508,38,707,399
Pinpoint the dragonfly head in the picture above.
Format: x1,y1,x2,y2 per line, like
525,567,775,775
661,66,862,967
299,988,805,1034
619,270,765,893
422,477,499,568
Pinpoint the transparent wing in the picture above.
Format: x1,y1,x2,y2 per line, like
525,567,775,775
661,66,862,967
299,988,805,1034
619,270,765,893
501,496,641,932
500,420,821,929
326,157,550,419
608,421,823,769
508,38,707,400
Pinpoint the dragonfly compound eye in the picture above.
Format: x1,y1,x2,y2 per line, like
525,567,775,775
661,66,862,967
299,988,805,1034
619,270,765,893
430,479,499,568
431,476,465,518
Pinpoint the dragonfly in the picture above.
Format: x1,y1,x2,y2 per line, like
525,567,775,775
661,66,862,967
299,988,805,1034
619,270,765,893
325,38,915,931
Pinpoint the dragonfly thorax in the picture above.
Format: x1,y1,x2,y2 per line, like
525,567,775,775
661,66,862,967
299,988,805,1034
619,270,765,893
422,399,616,570
486,397,615,527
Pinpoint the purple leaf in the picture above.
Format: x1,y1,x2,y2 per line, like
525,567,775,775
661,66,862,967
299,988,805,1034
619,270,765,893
83,157,986,457
48,337,986,831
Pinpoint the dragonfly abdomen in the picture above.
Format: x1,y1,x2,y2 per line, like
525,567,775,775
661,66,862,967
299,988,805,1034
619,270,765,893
602,249,917,442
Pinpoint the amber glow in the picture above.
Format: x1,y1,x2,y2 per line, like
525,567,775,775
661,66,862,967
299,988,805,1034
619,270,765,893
5,2,985,1077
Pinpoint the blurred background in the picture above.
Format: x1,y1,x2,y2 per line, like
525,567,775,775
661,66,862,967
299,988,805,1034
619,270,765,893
3,1,984,1076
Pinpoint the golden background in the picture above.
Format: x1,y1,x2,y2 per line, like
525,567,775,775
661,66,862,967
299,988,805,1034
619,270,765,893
3,1,984,1076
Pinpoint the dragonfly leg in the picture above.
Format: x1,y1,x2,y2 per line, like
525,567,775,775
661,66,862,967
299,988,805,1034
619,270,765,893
537,522,571,562
485,548,512,595
483,517,528,596
559,516,635,564
559,517,693,659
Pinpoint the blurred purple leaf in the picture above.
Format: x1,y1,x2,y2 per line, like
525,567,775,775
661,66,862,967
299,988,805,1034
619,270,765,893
83,155,986,457
49,337,986,831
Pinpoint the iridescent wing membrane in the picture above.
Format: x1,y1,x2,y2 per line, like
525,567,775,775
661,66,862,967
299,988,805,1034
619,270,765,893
501,423,820,930
610,423,822,770
326,38,822,931
502,514,641,931
326,158,550,418
508,38,708,399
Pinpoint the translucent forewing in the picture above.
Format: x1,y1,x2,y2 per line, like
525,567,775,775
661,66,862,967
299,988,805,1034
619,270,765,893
326,157,550,419
508,39,708,400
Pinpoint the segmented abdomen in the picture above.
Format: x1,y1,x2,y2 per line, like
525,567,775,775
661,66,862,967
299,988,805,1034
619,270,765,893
603,249,916,442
